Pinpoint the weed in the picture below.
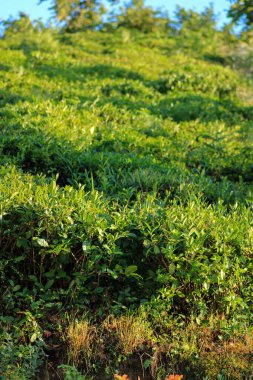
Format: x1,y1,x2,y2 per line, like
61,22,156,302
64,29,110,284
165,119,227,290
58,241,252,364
67,320,97,368
103,315,152,356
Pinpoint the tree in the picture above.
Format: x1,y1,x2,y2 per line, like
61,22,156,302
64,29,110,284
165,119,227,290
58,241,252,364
116,0,170,33
1,12,34,34
1,12,45,37
228,0,253,27
40,0,117,31
173,5,216,33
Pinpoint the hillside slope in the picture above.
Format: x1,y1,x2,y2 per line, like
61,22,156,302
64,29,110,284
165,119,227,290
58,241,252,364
0,28,253,379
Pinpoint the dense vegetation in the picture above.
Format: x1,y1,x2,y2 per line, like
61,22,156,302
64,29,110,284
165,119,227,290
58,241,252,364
0,7,253,379
39,0,253,32
228,0,253,28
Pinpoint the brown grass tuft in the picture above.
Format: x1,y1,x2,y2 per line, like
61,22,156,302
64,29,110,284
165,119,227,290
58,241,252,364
67,319,97,367
103,315,152,356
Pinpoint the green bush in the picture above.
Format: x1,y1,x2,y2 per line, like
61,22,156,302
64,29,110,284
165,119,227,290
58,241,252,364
0,24,252,378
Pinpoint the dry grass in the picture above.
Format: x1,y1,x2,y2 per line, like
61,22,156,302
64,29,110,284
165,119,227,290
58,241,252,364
103,315,152,356
67,319,97,366
65,316,252,379
147,317,253,379
199,329,253,379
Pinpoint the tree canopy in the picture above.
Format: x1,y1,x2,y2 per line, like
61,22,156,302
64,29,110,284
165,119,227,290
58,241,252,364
39,0,117,31
116,0,170,33
228,0,253,27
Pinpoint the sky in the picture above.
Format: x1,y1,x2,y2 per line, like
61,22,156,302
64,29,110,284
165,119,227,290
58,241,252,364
0,0,230,28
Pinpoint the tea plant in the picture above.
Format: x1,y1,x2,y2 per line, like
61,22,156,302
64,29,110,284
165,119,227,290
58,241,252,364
0,17,252,380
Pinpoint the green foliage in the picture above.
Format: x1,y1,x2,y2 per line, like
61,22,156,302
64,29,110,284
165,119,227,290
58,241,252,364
0,327,44,379
59,364,88,379
171,6,222,56
1,12,34,34
39,0,170,33
1,12,45,37
40,0,116,31
116,0,170,33
0,20,252,379
228,0,253,27
174,5,217,32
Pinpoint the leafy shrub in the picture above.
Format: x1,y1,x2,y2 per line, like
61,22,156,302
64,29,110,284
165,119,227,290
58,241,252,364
0,23,252,379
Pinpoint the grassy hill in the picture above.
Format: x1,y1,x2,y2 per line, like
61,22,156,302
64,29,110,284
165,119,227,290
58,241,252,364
0,24,253,379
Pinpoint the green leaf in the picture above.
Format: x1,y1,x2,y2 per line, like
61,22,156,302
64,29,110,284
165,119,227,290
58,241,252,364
143,239,151,248
169,263,176,275
45,279,54,290
143,358,152,369
33,237,49,247
16,238,29,248
125,265,138,276
13,285,21,292
124,265,142,279
14,255,26,263
30,333,38,343
82,240,91,253
154,245,160,254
